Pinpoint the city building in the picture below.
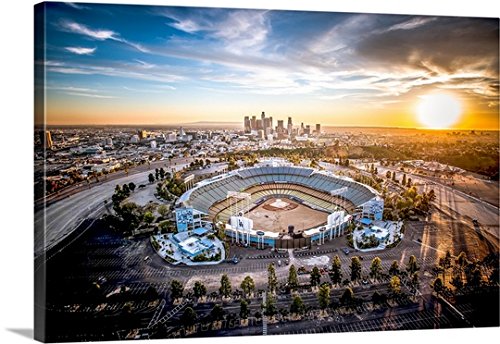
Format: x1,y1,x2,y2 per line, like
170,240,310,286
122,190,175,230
46,131,53,149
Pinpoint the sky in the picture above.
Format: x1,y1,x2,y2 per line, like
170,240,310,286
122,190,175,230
36,2,499,129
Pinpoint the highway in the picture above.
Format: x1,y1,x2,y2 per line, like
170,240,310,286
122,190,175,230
34,157,193,258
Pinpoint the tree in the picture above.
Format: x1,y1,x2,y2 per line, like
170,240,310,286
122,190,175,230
432,277,444,295
145,286,159,300
386,171,392,179
456,251,469,269
407,255,419,275
488,268,499,286
170,280,184,300
389,276,401,295
267,263,278,293
128,182,136,193
465,264,482,287
407,178,412,187
240,299,250,319
450,268,464,290
427,189,436,202
402,173,407,186
143,211,155,224
331,255,343,285
340,287,354,305
122,183,130,196
210,304,225,321
372,291,385,306
264,293,277,317
240,276,255,298
193,281,207,299
310,266,322,287
389,260,399,276
317,284,331,310
290,295,305,316
148,173,155,184
350,256,362,281
219,274,232,298
370,257,382,280
443,250,453,270
180,307,197,328
159,168,165,180
287,265,299,291
409,272,420,294
157,204,170,218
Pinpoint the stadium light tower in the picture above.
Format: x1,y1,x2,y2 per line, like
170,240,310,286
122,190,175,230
227,191,251,217
330,186,348,211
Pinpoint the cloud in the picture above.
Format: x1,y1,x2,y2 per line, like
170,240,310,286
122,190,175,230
65,2,90,10
161,9,271,54
65,92,116,98
60,20,149,53
65,46,96,55
384,17,437,32
60,20,115,40
45,60,185,84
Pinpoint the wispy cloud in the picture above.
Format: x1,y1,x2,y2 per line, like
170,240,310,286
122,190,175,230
60,20,115,40
65,46,96,55
384,17,437,32
65,92,116,98
59,20,149,53
65,2,90,10
161,9,270,54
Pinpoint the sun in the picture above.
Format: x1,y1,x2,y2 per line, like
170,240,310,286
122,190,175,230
416,93,462,129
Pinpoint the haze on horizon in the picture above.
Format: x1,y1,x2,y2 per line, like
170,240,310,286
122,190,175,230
36,3,499,129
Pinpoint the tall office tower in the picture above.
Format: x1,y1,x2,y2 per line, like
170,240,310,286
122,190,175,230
300,122,305,135
139,129,148,140
269,116,273,131
244,116,251,132
256,119,264,130
179,127,186,137
263,117,271,131
287,117,293,134
277,120,284,133
261,111,266,120
316,123,321,135
257,129,265,140
251,116,257,130
46,130,53,149
305,125,311,135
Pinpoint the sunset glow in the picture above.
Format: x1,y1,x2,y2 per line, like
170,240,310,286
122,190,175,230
416,94,462,129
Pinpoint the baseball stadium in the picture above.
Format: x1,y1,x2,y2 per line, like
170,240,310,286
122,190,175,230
175,159,385,249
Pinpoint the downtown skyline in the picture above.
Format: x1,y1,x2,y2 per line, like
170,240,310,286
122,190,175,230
36,3,499,129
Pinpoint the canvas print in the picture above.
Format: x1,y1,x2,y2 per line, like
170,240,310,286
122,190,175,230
34,2,499,342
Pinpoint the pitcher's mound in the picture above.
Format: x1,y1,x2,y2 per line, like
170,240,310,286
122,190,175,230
262,198,298,211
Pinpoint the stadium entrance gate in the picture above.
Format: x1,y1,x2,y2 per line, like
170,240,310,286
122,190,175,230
275,237,312,249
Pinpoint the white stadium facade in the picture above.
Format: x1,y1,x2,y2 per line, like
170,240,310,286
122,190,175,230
175,159,384,249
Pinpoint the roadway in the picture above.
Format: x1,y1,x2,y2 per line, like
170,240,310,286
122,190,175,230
34,157,194,258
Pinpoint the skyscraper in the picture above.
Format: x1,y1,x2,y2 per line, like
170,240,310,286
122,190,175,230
46,131,53,149
251,116,257,131
244,116,251,133
277,120,284,133
287,117,293,134
316,124,321,135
